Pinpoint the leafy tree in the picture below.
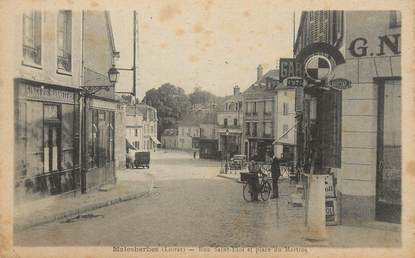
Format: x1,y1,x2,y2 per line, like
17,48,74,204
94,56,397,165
143,83,191,137
188,87,218,106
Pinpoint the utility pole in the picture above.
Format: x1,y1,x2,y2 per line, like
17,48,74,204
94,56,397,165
133,10,137,98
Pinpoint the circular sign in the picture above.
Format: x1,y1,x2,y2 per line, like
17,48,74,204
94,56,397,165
304,55,332,81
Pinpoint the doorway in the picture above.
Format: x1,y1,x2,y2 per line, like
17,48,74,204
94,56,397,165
376,79,401,223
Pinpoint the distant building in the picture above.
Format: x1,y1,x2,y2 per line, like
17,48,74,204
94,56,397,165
273,86,297,163
177,115,201,150
136,104,160,151
125,103,144,151
161,129,178,149
217,85,243,158
241,65,279,161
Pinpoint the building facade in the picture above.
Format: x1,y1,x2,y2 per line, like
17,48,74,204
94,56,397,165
136,104,159,151
14,11,83,203
273,87,297,163
125,103,144,151
14,10,121,203
241,65,279,161
217,86,243,158
295,11,401,224
82,11,118,191
161,129,178,149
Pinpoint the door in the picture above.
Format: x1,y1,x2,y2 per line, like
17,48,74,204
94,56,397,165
376,79,401,223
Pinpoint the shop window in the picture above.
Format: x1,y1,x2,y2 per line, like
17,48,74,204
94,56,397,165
57,11,72,72
43,104,61,173
23,11,42,66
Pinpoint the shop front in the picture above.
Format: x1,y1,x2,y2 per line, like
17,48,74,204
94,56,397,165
14,79,80,203
85,97,116,190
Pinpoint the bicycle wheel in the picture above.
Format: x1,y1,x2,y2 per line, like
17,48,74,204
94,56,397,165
260,181,271,201
243,183,254,202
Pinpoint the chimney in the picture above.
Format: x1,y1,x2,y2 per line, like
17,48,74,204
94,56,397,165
257,65,263,82
233,85,240,96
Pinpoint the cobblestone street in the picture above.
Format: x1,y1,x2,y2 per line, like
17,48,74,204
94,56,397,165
15,151,400,248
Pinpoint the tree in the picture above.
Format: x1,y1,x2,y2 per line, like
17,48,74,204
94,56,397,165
188,87,218,106
143,83,191,137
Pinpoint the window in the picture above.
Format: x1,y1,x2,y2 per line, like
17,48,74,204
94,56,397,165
181,128,184,136
264,100,272,114
135,129,138,137
23,11,42,65
239,102,242,111
390,11,401,28
57,11,72,72
246,102,257,114
283,124,288,139
283,102,289,116
264,122,272,136
187,128,191,136
224,118,228,127
252,122,257,136
233,118,237,126
245,122,250,136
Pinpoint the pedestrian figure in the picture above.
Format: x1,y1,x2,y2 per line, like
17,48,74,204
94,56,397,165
270,154,281,199
193,151,196,159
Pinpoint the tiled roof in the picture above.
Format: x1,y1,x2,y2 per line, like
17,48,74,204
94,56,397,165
242,69,280,95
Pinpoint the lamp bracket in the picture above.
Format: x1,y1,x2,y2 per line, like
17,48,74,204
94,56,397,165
80,85,115,97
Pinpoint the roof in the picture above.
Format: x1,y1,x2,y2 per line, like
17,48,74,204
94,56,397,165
242,69,280,96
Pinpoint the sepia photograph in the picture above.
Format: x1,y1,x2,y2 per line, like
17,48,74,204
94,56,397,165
0,0,414,257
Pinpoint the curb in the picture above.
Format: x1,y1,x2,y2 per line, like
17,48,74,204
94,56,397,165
15,185,153,232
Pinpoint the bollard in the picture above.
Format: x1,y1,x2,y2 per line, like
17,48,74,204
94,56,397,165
305,174,328,241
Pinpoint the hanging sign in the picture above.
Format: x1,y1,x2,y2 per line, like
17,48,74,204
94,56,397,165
304,55,332,82
282,77,307,88
328,78,352,90
325,198,338,225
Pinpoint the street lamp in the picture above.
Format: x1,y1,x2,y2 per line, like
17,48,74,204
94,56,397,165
107,65,120,85
225,129,229,173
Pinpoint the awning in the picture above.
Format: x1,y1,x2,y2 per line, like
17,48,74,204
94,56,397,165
150,136,161,145
126,139,136,150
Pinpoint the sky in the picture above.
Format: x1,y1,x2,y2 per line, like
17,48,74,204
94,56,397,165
111,1,301,100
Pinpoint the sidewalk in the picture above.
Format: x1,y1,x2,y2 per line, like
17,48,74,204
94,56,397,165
14,169,153,232
217,169,401,247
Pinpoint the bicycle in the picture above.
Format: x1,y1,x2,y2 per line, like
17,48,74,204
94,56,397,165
242,171,272,202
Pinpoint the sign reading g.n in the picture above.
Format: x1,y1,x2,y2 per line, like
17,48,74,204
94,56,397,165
279,58,304,82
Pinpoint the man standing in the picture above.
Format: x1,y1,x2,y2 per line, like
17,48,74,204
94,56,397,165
270,154,281,199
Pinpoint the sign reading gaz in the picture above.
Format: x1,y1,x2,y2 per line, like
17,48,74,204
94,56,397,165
279,58,303,82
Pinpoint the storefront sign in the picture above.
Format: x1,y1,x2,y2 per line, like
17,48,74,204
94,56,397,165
283,77,307,88
325,198,338,225
279,58,304,82
348,34,401,58
22,84,75,104
325,174,336,198
304,55,332,81
328,78,352,90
